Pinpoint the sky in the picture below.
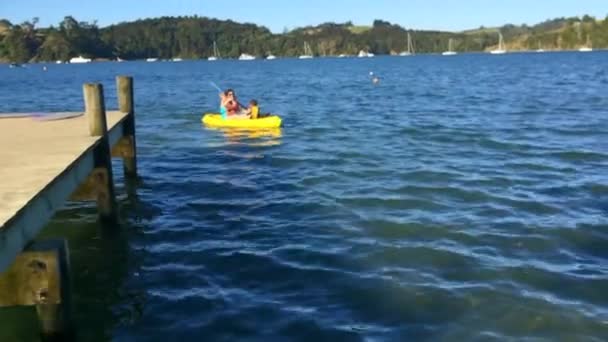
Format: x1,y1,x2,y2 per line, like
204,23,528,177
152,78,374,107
1,0,607,33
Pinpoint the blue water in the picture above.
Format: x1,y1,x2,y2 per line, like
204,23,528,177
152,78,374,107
1,53,608,341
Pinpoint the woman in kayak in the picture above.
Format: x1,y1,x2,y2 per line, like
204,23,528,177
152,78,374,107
220,89,249,119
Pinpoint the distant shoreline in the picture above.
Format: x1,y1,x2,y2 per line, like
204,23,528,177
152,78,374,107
2,48,605,65
1,15,604,63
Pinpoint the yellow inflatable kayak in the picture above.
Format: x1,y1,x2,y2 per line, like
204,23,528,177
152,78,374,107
202,113,282,128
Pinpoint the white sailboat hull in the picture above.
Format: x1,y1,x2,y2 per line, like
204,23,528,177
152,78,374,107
442,51,457,56
238,54,256,60
358,51,374,58
490,50,506,55
579,47,593,52
70,56,92,63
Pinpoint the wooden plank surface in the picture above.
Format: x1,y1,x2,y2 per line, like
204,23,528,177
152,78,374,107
0,111,127,228
0,111,128,270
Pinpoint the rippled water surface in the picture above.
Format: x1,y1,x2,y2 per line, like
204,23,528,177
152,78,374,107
1,53,608,341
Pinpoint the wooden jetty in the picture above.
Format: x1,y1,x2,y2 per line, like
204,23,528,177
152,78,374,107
0,76,137,339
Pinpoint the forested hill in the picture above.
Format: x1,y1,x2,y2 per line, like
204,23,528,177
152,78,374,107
0,14,607,62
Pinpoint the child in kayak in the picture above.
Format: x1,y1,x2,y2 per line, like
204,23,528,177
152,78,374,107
247,99,260,119
245,99,271,119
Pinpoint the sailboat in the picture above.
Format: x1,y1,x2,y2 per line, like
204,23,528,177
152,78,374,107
238,53,256,60
70,55,92,63
357,49,374,58
208,41,220,61
536,41,545,53
400,32,415,56
490,31,507,54
579,35,593,52
442,38,457,56
266,53,277,60
299,42,313,59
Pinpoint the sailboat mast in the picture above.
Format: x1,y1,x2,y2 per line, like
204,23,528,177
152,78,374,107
304,42,311,55
408,32,415,54
499,32,504,50
213,41,219,58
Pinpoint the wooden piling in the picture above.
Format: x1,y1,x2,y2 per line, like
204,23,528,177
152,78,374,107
0,239,71,340
83,83,118,223
116,76,137,178
36,240,71,341
83,83,108,137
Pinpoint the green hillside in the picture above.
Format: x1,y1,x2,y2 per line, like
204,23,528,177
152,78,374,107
0,14,607,63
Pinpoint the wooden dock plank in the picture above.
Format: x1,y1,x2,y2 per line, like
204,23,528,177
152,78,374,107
0,111,129,271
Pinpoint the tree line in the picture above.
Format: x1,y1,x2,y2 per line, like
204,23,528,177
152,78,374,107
0,15,607,63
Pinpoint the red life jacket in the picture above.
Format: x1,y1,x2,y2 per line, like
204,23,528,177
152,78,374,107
226,100,239,113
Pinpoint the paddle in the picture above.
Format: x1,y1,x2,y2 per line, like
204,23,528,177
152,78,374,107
210,81,223,93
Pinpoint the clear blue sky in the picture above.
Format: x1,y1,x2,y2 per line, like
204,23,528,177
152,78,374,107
1,0,607,32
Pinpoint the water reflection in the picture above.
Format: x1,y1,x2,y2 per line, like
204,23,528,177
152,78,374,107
206,127,282,147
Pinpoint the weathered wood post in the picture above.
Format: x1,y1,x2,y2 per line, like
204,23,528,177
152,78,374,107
0,240,71,340
83,83,118,223
35,240,71,341
116,76,137,178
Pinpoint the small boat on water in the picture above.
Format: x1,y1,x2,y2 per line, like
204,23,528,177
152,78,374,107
535,41,545,53
238,53,256,61
490,31,507,55
400,32,415,56
358,50,374,58
209,41,221,61
579,35,593,52
202,113,282,128
146,58,158,62
442,38,457,56
69,56,92,63
172,57,183,62
299,42,314,59
266,54,277,60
